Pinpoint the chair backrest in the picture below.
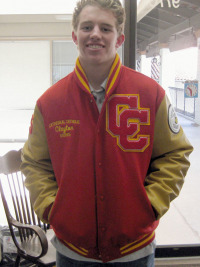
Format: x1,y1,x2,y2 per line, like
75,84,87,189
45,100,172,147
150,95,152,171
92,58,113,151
0,150,49,242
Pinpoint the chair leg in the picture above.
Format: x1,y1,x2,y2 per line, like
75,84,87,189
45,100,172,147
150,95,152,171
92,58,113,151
14,254,21,267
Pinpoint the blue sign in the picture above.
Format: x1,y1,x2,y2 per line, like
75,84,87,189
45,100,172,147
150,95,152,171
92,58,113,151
184,81,198,98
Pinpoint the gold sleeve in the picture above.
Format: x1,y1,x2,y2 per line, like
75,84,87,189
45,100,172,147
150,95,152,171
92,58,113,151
20,105,58,223
145,95,193,220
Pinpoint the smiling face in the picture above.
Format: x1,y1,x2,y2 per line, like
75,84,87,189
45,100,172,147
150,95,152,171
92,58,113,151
72,5,124,71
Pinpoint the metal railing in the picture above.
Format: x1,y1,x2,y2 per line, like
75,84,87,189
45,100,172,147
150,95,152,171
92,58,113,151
169,87,195,119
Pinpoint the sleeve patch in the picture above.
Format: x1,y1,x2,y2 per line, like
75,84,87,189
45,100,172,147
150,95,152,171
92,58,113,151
168,104,180,134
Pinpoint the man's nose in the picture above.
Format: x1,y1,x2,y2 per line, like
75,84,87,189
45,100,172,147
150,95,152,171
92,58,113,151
90,26,101,39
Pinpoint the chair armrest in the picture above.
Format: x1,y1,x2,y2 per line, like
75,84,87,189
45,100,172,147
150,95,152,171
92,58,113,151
0,149,22,175
8,215,48,259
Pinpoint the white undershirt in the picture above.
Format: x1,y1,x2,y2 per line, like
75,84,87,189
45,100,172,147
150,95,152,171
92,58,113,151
89,79,107,112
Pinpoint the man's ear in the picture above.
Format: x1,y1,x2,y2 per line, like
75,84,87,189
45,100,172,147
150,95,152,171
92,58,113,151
72,31,78,45
116,34,125,49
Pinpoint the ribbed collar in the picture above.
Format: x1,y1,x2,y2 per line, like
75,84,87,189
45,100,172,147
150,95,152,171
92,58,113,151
74,53,122,96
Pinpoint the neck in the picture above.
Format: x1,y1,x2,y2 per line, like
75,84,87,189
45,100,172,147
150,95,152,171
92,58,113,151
79,58,114,91
87,70,108,91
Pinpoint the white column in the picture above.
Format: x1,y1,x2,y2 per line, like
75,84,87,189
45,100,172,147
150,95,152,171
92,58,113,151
159,44,176,100
194,34,200,124
140,52,152,78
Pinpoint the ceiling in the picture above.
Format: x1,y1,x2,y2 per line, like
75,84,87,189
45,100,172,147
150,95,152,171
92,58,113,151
137,0,200,56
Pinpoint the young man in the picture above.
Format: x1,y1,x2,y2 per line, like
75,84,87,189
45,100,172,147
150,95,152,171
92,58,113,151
20,0,193,266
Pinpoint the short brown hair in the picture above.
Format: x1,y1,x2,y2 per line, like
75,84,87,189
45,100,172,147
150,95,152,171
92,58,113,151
72,0,125,35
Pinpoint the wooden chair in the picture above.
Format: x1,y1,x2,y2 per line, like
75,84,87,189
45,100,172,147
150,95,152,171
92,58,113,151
0,149,56,267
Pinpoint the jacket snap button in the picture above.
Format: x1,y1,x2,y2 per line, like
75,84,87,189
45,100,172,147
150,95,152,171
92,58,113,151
100,195,104,201
99,162,102,167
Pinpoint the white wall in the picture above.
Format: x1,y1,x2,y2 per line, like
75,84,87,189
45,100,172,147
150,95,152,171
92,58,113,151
0,41,51,227
140,55,152,78
0,41,51,110
0,0,77,14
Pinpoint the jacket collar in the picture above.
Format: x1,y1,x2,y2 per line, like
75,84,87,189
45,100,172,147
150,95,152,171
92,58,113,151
74,54,122,96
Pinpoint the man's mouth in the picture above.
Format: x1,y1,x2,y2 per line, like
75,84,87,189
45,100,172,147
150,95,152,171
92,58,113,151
87,44,104,49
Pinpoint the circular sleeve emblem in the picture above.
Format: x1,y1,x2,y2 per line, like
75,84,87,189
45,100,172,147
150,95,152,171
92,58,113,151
168,105,180,134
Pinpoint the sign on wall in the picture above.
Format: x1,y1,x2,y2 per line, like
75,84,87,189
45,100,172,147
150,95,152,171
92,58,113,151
184,80,198,98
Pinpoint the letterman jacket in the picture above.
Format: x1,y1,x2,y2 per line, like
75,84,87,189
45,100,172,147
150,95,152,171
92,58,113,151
21,54,193,263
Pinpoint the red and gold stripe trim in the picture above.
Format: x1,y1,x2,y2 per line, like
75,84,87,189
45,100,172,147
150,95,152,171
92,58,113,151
74,54,121,95
64,240,89,256
62,231,155,258
75,58,90,93
106,54,121,95
120,231,155,255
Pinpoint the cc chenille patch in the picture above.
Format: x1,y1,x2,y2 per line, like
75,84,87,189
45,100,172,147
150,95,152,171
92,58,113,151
106,94,150,152
168,104,180,134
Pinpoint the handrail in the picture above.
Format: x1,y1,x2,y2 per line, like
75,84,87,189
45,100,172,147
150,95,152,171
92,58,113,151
0,139,26,143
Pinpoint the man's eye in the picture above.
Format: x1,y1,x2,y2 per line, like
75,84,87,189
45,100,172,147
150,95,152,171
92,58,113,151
82,26,91,31
102,28,111,32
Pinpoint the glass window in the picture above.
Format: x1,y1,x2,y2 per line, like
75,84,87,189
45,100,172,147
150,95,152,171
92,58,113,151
137,0,200,252
52,41,78,84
